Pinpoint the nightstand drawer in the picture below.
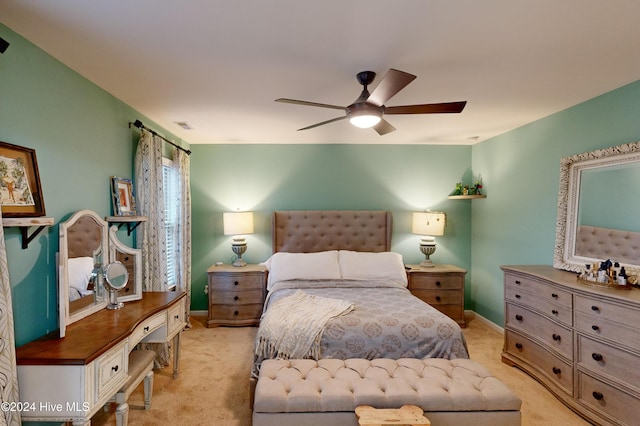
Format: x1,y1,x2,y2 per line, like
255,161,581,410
209,274,263,291
211,289,263,305
210,303,263,321
412,289,461,305
410,274,462,290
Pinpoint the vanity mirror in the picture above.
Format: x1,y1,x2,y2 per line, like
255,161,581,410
59,210,143,337
554,141,640,273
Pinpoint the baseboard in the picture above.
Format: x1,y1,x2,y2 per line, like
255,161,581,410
465,310,504,333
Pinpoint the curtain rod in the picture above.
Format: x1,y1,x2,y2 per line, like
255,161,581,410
130,120,192,155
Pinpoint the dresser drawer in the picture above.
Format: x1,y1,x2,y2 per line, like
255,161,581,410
410,274,462,290
578,371,640,426
209,274,264,291
577,334,640,393
575,311,640,354
210,303,263,322
210,289,264,305
130,311,166,347
411,289,462,305
505,329,573,395
505,273,572,309
95,340,128,401
505,285,572,326
168,297,186,338
506,303,573,359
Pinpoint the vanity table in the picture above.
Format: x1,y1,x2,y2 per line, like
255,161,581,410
16,291,186,425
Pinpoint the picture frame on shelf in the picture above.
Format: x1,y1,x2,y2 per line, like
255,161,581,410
111,176,136,216
0,141,46,217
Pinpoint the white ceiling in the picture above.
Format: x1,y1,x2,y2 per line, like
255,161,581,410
2,1,640,145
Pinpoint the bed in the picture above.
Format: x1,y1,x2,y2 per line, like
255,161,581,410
252,210,469,379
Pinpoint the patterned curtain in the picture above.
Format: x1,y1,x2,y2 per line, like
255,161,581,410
135,129,171,366
175,149,192,327
0,210,20,426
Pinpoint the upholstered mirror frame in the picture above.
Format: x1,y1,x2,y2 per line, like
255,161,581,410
553,140,640,272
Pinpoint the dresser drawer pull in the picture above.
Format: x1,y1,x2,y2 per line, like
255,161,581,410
592,325,600,332
551,309,558,315
174,314,180,320
234,310,239,316
515,343,523,350
591,305,600,312
234,296,239,301
552,367,561,375
514,280,521,285
435,281,441,287
112,365,119,372
551,293,558,299
592,353,603,362
552,334,561,341
144,326,150,332
515,294,521,299
592,391,604,401
234,281,239,286
435,296,441,302
515,314,523,321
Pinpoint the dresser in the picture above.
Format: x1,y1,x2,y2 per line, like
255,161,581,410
407,264,466,327
502,265,640,426
207,264,267,327
16,291,186,425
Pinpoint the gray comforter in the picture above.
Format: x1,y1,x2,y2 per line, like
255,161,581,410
253,279,469,377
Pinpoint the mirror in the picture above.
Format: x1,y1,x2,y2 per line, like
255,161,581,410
108,225,142,303
103,261,128,310
554,141,640,273
59,210,108,337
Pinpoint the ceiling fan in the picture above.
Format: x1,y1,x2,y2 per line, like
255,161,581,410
276,68,466,135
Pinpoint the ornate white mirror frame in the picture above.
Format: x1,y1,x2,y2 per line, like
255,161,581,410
59,210,143,337
553,140,640,273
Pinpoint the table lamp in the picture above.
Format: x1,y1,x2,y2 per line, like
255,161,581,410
412,211,446,267
223,211,254,267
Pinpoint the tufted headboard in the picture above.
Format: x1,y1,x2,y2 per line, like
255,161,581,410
272,210,392,253
575,225,640,265
66,214,104,258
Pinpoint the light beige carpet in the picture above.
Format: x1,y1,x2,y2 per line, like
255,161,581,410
92,314,590,426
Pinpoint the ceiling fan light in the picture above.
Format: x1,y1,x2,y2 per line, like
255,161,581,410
349,113,381,128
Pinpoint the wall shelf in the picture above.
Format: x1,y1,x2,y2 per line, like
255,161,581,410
2,217,55,249
448,195,487,200
106,215,148,236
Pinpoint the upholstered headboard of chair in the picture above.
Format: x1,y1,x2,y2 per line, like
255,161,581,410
272,210,392,253
575,225,640,266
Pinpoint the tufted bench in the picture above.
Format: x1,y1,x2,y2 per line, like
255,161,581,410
253,358,521,426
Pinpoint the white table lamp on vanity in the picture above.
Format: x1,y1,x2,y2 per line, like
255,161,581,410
223,211,254,267
412,211,446,267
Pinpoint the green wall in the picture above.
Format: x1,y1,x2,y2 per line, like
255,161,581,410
0,24,182,345
470,79,640,325
189,144,474,310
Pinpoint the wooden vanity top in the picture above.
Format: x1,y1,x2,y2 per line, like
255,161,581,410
17,291,186,366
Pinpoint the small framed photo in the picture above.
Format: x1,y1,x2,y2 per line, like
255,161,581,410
111,176,136,216
0,141,46,217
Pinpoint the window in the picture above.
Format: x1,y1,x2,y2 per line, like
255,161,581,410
163,157,179,289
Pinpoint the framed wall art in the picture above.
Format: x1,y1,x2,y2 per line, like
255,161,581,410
0,141,46,217
111,176,137,216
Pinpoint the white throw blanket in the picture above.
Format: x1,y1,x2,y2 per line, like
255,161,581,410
255,290,355,362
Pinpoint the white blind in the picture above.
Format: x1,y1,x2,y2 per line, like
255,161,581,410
163,158,178,289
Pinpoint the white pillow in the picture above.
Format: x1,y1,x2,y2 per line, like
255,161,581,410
67,256,95,292
262,250,341,290
338,251,408,286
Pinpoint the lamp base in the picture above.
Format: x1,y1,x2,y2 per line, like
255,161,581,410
419,243,437,268
231,239,248,267
420,258,435,268
232,258,247,267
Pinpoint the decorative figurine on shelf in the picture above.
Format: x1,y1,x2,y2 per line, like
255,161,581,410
450,182,464,196
472,181,483,195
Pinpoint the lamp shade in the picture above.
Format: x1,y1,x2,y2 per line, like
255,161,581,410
223,211,254,235
412,211,446,236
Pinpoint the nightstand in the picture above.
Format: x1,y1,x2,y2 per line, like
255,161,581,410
207,264,267,328
407,264,467,328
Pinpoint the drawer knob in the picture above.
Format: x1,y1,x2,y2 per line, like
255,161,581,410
435,281,441,287
592,353,603,362
234,310,239,316
592,325,600,332
552,367,561,375
234,281,239,286
551,293,558,299
551,309,559,316
591,305,600,312
515,343,523,350
515,280,521,285
144,326,150,332
174,314,180,320
552,334,561,341
515,314,523,321
435,296,441,302
515,294,521,299
592,391,604,401
112,365,119,372
234,296,239,301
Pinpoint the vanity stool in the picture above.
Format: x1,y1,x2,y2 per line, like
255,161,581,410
107,349,156,426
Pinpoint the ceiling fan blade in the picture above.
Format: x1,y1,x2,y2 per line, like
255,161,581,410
298,116,347,131
276,98,346,110
385,101,467,115
367,69,417,107
373,119,396,136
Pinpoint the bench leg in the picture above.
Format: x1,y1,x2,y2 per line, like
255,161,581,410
115,402,129,426
144,370,154,410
